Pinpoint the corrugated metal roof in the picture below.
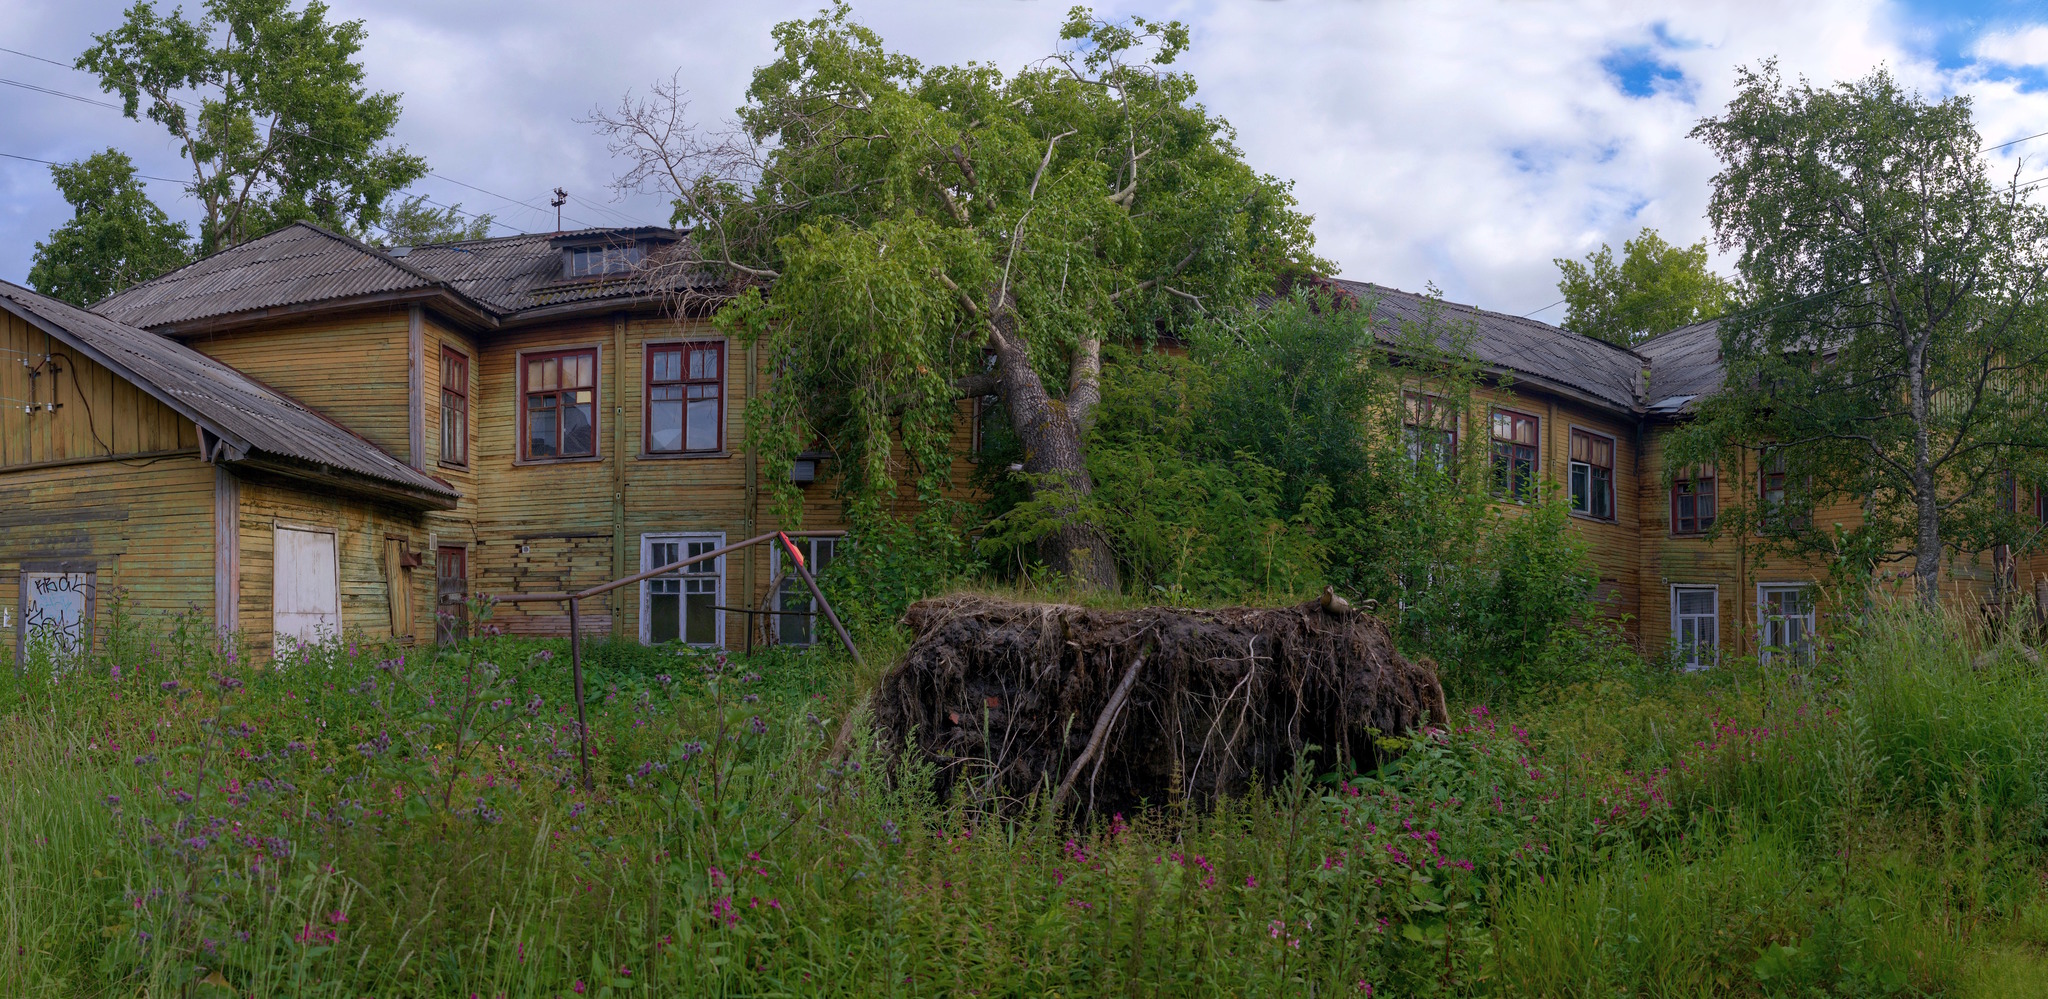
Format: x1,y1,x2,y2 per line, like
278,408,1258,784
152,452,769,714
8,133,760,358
96,222,725,331
0,281,456,505
1327,280,1646,411
96,223,437,329
1636,319,1723,416
401,229,722,315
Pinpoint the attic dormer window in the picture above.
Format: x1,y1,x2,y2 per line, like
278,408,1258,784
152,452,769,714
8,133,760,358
565,243,645,278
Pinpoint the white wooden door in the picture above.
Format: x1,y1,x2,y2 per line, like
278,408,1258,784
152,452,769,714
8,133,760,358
274,526,340,646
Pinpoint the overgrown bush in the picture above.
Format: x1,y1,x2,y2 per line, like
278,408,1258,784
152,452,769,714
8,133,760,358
975,291,1620,695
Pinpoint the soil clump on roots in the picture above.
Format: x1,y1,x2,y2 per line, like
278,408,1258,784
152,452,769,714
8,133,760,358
870,594,1450,816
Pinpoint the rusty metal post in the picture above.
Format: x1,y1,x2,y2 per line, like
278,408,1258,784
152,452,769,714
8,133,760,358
568,596,592,790
777,532,863,670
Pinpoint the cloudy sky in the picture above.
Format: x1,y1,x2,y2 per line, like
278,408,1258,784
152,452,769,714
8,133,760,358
5,0,2048,319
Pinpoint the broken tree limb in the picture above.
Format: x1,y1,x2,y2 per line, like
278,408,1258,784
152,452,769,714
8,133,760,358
1052,646,1150,810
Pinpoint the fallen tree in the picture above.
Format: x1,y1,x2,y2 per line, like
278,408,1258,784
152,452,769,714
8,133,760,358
871,595,1449,815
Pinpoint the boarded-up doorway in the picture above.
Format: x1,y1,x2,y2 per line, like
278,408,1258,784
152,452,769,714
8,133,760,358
274,525,340,648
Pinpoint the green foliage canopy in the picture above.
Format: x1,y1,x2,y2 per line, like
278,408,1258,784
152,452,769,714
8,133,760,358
1671,65,2048,604
1554,227,1738,346
78,0,427,252
598,4,1317,586
27,149,192,306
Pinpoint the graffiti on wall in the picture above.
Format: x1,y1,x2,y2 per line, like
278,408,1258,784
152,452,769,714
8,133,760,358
20,571,93,657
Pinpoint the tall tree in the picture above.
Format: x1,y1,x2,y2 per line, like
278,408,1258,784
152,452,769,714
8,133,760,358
1671,64,2048,607
1554,227,1737,346
595,4,1318,588
28,149,192,306
375,194,495,247
78,0,426,253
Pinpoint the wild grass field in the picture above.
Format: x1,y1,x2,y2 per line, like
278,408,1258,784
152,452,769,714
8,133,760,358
4,600,2048,997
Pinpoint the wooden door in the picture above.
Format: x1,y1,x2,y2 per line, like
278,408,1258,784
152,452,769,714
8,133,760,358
436,546,467,644
274,526,340,648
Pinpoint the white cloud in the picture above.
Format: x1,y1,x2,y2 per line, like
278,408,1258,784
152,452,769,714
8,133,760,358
6,0,2048,319
1974,24,2048,67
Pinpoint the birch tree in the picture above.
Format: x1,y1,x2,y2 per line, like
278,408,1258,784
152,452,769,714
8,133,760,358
1675,64,2048,607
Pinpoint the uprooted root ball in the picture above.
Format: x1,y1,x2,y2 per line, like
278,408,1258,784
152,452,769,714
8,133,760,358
869,595,1449,816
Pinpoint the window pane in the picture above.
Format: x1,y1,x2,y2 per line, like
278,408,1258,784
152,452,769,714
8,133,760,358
650,400,683,452
1594,467,1612,519
563,399,594,455
528,399,557,457
687,395,719,451
1570,463,1589,510
653,349,680,382
650,594,680,644
685,591,716,645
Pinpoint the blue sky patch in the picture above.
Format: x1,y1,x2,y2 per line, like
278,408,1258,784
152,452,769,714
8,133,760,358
1603,47,1687,98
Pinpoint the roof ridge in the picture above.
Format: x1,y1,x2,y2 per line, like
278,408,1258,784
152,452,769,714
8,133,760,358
1339,278,1651,363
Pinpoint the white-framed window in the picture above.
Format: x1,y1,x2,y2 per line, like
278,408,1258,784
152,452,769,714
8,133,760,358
1757,583,1816,665
770,536,839,646
1671,585,1718,671
641,533,724,646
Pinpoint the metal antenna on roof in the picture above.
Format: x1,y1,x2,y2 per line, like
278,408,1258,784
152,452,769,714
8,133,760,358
550,187,568,233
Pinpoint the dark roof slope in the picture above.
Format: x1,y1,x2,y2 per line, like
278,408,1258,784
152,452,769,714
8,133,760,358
96,222,437,330
1327,280,1645,411
1635,319,1723,416
398,228,721,315
0,281,455,506
96,221,722,332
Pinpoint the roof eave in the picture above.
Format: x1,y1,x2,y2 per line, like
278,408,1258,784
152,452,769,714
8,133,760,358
228,454,459,511
147,286,502,338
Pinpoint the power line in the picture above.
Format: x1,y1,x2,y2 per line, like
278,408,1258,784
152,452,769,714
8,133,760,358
0,150,187,184
0,46,73,70
0,76,123,111
1,45,604,232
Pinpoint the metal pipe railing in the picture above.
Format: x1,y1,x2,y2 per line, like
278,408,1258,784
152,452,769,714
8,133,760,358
484,529,854,789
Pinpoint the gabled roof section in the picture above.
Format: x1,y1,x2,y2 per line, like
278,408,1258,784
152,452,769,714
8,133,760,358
1326,280,1646,412
398,227,723,317
1636,319,1724,416
96,221,443,331
96,222,726,332
0,281,456,508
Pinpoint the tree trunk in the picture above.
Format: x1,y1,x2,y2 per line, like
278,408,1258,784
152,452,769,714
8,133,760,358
993,331,1121,590
1908,332,1941,610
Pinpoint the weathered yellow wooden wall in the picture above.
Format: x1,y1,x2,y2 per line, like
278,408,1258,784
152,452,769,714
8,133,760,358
0,310,197,467
0,310,216,653
468,311,859,646
233,475,429,659
180,308,413,462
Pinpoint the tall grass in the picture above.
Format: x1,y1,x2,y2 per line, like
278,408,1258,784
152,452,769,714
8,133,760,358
1,599,2044,996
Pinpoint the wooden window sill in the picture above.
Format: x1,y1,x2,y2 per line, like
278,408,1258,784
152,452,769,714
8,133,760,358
512,454,603,467
1568,510,1618,524
637,450,732,461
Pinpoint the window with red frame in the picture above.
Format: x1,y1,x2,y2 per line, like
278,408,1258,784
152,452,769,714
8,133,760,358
1671,464,1716,534
522,349,597,460
439,348,468,465
646,342,723,454
1491,410,1539,501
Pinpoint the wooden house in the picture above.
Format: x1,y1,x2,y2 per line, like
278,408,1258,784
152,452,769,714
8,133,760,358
0,217,2020,667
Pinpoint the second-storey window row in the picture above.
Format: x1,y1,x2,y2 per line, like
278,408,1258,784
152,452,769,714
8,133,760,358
524,349,597,459
439,348,468,465
1568,428,1615,520
647,342,723,454
1491,410,1539,501
1671,464,1716,534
